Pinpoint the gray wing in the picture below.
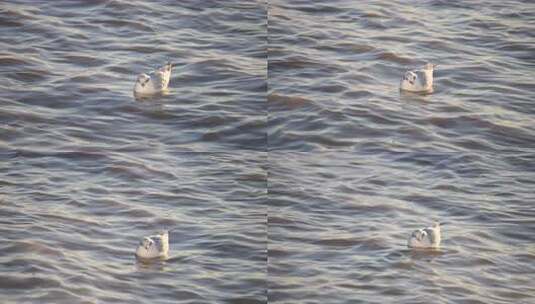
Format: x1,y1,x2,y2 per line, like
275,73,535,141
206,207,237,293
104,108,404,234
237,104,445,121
148,70,166,90
151,235,165,252
423,227,435,244
414,70,429,87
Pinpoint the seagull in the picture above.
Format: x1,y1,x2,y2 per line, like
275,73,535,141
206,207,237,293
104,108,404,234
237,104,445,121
133,62,173,96
135,230,169,259
400,63,436,93
407,222,441,249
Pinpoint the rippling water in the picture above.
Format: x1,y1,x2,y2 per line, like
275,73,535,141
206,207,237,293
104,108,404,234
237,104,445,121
1,1,267,303
1,151,267,303
268,151,535,303
1,0,267,151
268,0,535,152
2,0,534,303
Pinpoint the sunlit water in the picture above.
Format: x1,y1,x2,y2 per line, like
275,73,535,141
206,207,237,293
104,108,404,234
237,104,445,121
1,0,267,152
268,151,535,303
268,0,535,152
1,151,267,303
267,2,534,302
1,1,266,303
2,0,534,303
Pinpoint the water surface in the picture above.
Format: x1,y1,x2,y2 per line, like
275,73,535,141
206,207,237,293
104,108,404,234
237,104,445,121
1,1,267,303
268,0,535,152
1,151,267,303
268,151,535,303
1,0,267,151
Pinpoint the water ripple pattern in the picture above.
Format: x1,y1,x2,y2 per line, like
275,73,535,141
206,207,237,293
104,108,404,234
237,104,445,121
0,1,267,303
1,151,267,303
268,0,535,152
268,151,535,303
0,0,267,151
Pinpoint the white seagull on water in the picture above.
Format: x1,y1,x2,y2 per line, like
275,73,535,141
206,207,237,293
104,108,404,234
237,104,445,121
407,222,441,249
133,62,173,96
400,63,436,94
135,230,169,259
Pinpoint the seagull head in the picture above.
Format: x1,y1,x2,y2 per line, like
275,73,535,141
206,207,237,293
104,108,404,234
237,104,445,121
136,74,150,86
141,237,153,250
134,73,151,94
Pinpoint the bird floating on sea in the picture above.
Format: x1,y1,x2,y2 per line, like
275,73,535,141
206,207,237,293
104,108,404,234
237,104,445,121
136,230,169,259
400,63,436,94
133,62,173,96
407,222,441,249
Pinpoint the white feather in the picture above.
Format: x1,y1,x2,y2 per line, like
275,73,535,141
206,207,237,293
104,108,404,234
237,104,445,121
135,231,169,259
407,222,441,249
133,62,173,96
400,63,435,93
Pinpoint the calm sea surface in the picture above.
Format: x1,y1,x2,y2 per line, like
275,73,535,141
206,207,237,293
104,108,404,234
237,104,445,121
268,0,535,152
